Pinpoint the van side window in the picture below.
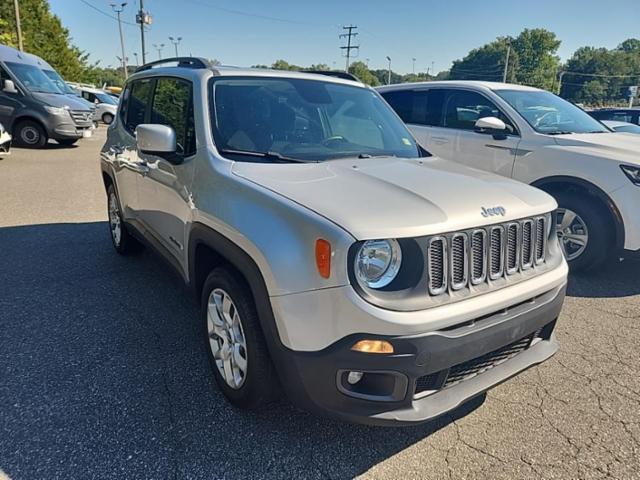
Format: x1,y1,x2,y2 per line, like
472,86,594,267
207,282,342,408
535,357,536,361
442,90,516,133
125,79,153,134
150,77,196,156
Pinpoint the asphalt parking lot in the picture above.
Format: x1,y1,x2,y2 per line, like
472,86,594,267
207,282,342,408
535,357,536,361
1,127,639,480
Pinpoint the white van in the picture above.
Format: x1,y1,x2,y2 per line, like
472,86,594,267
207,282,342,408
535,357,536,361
378,81,640,270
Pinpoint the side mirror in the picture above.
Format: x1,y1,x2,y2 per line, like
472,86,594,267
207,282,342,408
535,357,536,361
2,79,18,94
474,116,507,132
135,124,178,161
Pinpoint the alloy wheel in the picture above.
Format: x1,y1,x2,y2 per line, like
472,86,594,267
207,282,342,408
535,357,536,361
108,192,122,247
556,208,589,261
207,288,248,389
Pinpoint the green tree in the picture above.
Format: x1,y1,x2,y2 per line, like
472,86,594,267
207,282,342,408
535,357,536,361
450,37,515,82
348,61,379,86
0,0,96,82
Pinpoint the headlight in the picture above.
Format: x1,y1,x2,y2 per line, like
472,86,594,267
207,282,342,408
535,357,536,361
354,239,402,289
44,105,69,116
620,165,640,186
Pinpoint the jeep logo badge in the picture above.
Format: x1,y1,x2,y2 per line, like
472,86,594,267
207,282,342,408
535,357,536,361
481,206,506,217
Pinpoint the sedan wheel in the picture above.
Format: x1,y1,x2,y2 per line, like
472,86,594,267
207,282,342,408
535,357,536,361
207,288,248,389
556,208,589,261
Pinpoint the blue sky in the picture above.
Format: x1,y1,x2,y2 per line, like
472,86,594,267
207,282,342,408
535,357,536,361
51,0,639,74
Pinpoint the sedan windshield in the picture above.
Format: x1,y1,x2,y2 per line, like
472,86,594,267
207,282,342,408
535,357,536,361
496,89,608,135
7,62,63,94
42,69,75,95
210,77,421,162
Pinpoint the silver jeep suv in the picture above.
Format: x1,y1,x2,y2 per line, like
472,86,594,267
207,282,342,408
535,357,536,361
100,58,568,426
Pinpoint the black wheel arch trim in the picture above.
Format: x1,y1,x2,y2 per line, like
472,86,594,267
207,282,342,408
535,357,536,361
531,175,625,252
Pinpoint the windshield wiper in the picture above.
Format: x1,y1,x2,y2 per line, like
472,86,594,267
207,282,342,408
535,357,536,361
545,131,574,135
217,148,313,163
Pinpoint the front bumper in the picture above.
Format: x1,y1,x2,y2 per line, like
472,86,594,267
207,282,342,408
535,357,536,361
274,283,565,426
610,182,640,252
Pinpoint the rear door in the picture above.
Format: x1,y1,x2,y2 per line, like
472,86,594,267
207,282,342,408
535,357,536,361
135,76,196,268
110,78,154,219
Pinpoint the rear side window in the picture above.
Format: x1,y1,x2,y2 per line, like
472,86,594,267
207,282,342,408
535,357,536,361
150,77,196,156
381,89,445,127
124,79,153,134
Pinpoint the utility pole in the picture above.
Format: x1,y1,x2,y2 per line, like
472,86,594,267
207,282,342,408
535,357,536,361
153,43,165,60
502,44,511,83
386,56,392,85
339,25,359,73
169,36,182,57
557,71,566,95
13,0,23,51
412,57,416,75
111,3,128,79
136,0,152,65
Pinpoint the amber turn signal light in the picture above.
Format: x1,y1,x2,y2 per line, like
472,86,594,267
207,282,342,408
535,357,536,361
315,239,331,279
351,340,394,354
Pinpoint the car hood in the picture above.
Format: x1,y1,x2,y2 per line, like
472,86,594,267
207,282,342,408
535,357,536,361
32,92,91,111
552,132,640,166
232,156,557,239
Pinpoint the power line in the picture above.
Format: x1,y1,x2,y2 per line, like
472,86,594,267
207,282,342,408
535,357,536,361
183,0,326,26
78,0,137,26
340,25,359,73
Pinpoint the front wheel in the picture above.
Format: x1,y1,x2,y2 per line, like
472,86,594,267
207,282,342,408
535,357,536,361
14,120,47,148
202,267,279,409
554,192,613,271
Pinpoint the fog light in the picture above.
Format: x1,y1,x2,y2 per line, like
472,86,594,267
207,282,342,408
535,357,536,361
351,339,394,354
347,371,364,385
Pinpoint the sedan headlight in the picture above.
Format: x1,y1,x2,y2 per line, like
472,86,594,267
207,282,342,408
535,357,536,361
354,239,402,289
620,165,640,186
44,105,69,116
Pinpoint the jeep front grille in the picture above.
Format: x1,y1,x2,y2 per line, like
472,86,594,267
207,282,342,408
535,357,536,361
425,215,548,295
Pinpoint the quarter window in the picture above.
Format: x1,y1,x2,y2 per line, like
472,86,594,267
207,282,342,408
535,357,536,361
150,78,196,156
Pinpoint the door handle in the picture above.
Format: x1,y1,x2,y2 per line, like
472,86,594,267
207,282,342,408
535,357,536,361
431,136,450,145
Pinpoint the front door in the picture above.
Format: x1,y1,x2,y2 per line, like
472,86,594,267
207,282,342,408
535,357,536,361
135,76,196,270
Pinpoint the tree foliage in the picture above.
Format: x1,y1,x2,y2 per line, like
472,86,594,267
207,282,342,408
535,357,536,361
450,29,560,90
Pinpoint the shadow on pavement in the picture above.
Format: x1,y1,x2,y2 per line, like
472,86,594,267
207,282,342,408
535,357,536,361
567,257,640,299
0,221,484,480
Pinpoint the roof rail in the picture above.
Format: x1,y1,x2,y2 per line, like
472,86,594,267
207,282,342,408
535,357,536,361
303,70,361,82
135,57,213,73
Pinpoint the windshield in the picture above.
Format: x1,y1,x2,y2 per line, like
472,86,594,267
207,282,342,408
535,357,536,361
96,92,118,105
43,69,75,95
210,77,421,162
496,89,608,135
6,62,63,94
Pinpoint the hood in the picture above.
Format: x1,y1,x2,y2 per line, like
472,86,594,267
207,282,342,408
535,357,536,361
32,92,91,111
552,132,640,166
232,156,557,239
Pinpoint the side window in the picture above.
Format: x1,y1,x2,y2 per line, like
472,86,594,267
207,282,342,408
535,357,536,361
150,77,195,156
0,66,13,88
381,89,444,127
609,112,633,123
443,90,516,133
125,79,153,134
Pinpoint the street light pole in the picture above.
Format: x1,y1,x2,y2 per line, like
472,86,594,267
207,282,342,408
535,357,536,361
412,57,416,75
13,0,23,51
168,36,182,57
111,2,128,79
153,43,165,60
133,52,139,66
386,56,392,85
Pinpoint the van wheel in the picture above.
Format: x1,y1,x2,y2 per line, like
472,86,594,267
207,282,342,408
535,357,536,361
202,267,278,409
102,113,114,125
554,191,612,271
107,184,142,254
14,120,47,148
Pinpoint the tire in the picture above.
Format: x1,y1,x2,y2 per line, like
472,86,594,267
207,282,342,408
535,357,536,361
14,120,47,148
106,184,142,255
554,191,613,271
202,267,279,409
56,138,78,146
102,113,114,125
